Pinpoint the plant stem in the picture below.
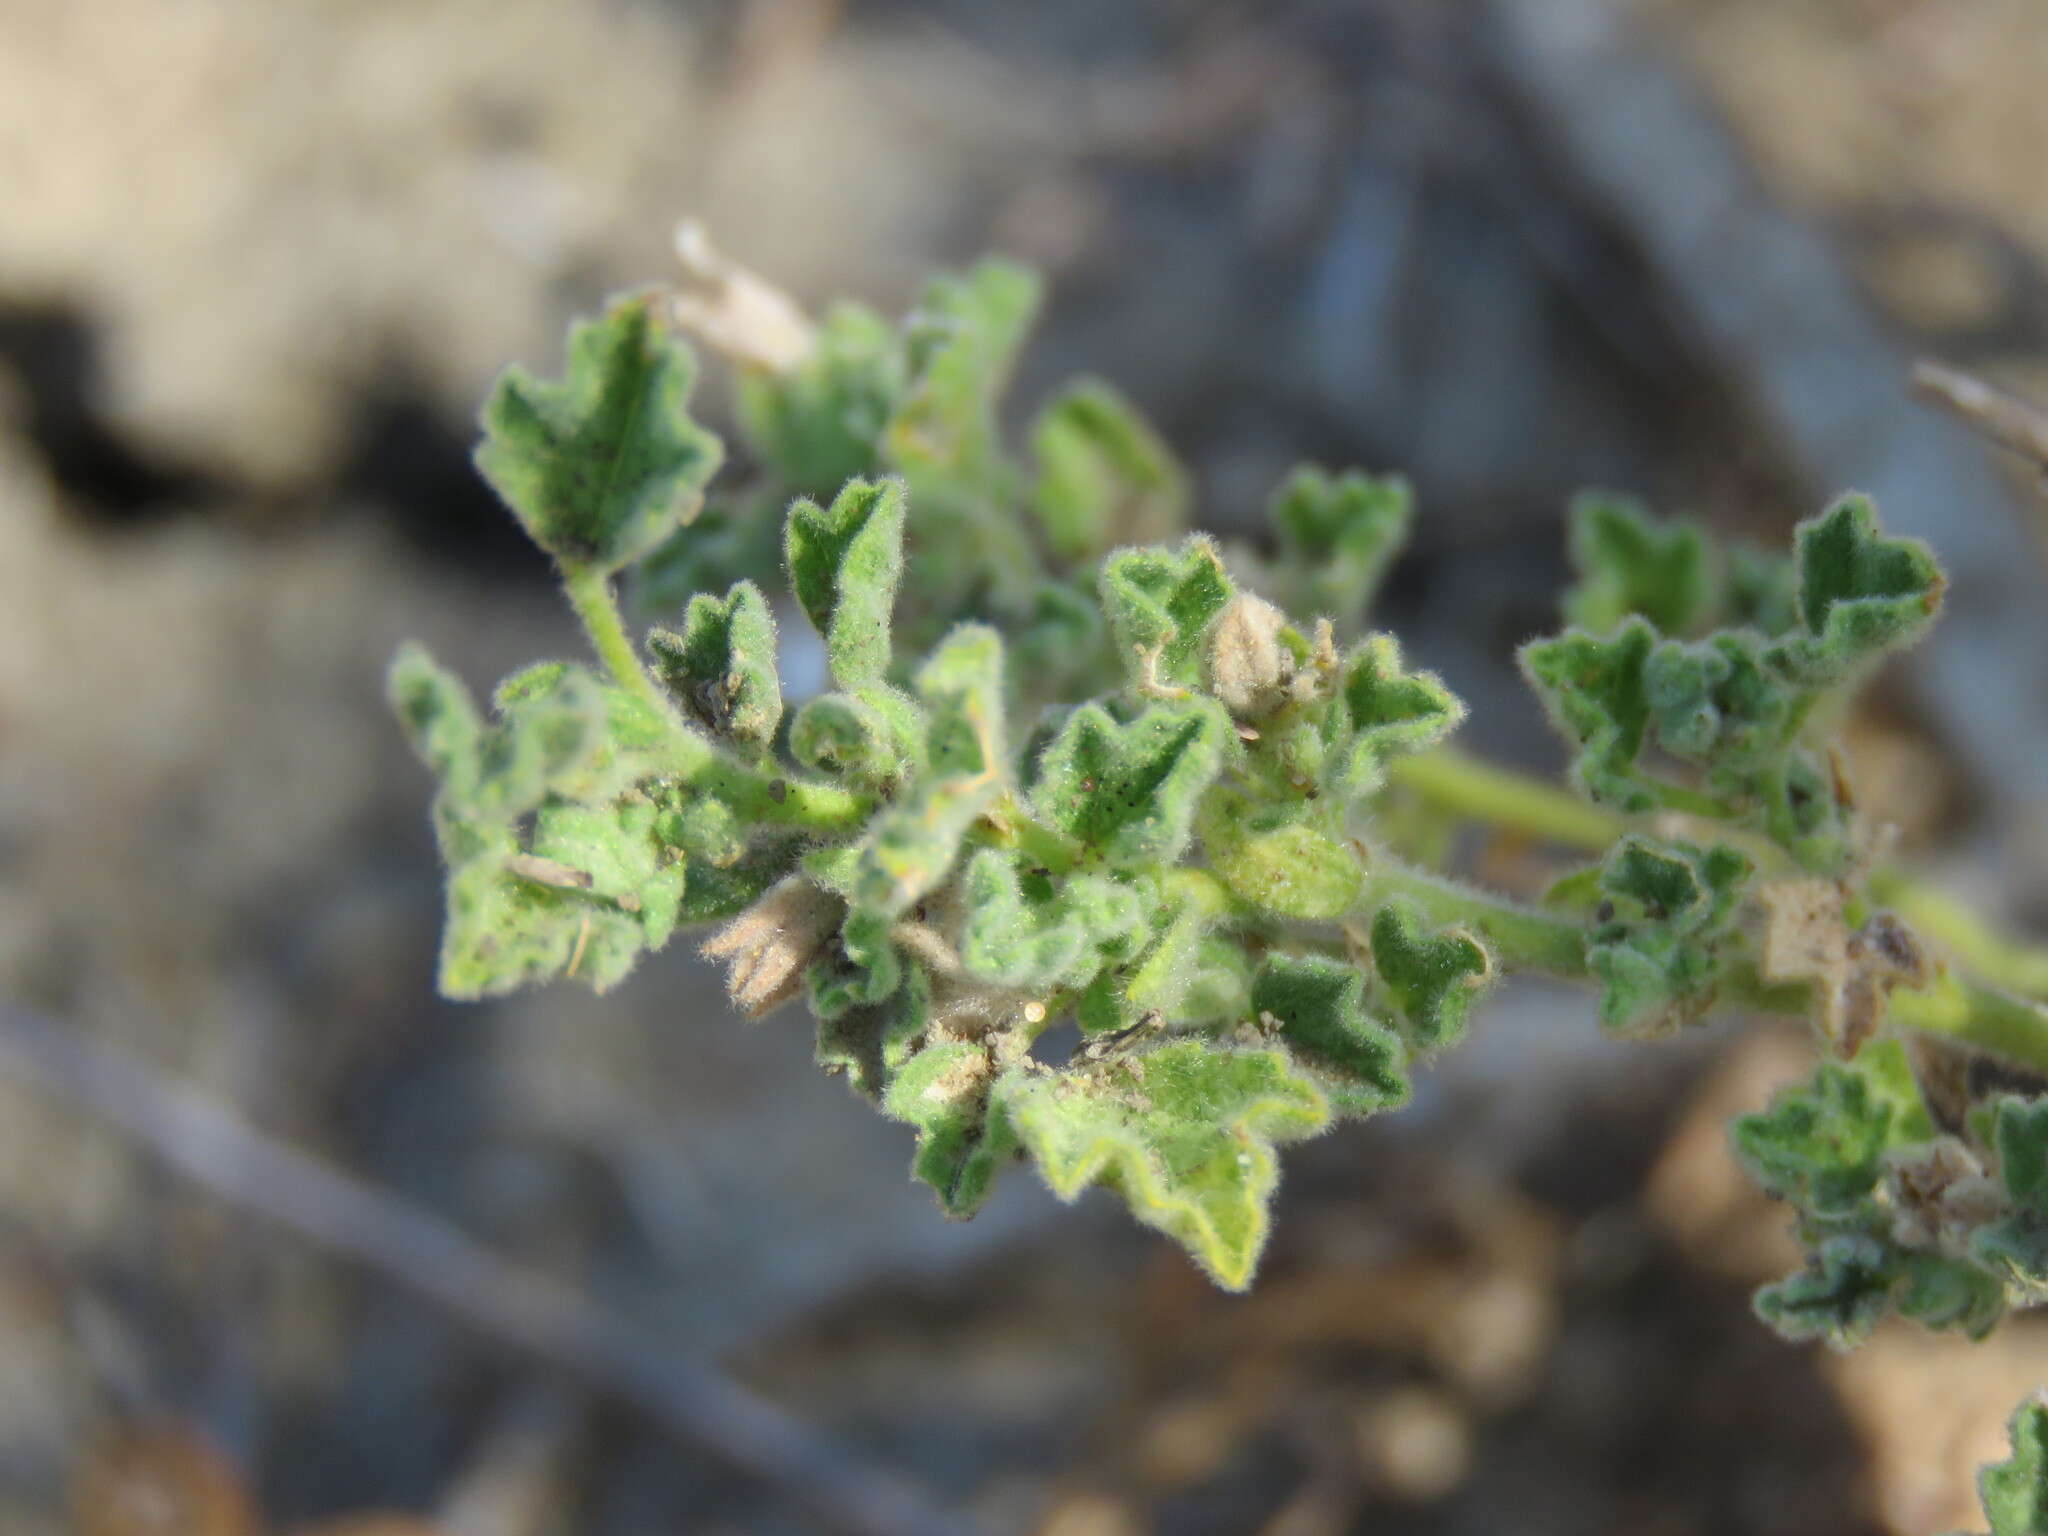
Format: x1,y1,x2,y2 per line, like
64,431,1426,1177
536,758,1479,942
1389,746,2048,1003
558,562,869,833
1355,850,2048,1077
562,561,664,707
1356,858,1591,978
1384,748,1623,851
1889,974,2048,1075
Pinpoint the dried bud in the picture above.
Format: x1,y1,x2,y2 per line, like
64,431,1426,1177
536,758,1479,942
1206,592,1292,719
701,879,844,1019
1886,1138,2003,1253
671,220,816,374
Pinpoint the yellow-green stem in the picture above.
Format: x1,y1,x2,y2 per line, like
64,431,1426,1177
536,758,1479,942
1356,850,2048,1077
562,562,664,708
1389,746,2048,1003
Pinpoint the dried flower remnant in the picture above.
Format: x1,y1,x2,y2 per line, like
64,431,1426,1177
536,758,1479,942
701,879,844,1019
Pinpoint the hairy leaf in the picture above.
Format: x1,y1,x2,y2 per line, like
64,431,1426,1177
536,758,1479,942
1031,379,1188,563
1733,1060,1899,1217
958,850,1147,991
1520,620,1657,812
1367,900,1493,1051
475,293,723,574
1197,788,1361,920
1981,1397,2048,1536
885,1038,1019,1218
1328,634,1465,799
1753,1233,1896,1348
1030,698,1231,869
1099,538,1235,691
646,580,781,751
1587,837,1752,1033
1268,465,1412,628
786,477,907,689
1250,954,1408,1116
1563,492,1710,637
1766,495,1944,686
1000,1040,1329,1289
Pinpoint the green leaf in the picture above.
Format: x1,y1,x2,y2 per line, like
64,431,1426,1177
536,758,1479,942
392,649,689,999
1367,900,1493,1051
885,1040,1019,1218
646,580,782,751
1196,788,1361,920
1030,698,1231,870
1981,1397,2048,1536
1562,492,1710,637
1732,1060,1898,1217
474,293,723,574
958,850,1147,991
1030,379,1188,563
785,477,907,689
819,963,930,1102
391,644,484,794
1250,954,1409,1117
1520,620,1657,812
736,300,904,497
1328,634,1466,799
1269,466,1412,628
1587,837,1752,1034
1765,494,1944,686
1971,1097,2048,1293
1753,1233,1895,1348
1098,538,1234,691
885,260,1041,499
1110,874,1250,1029
788,687,925,792
1000,1039,1329,1289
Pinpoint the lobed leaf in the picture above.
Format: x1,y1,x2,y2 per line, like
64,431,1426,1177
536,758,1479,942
1981,1397,2048,1536
1000,1039,1329,1289
786,477,907,689
1367,899,1493,1052
646,580,782,752
474,293,723,574
1250,954,1409,1116
1562,492,1710,637
1766,495,1943,686
1267,465,1412,628
1030,379,1188,563
1328,634,1465,799
885,1040,1019,1218
1098,538,1234,691
1519,620,1657,812
1030,698,1231,870
1586,837,1752,1034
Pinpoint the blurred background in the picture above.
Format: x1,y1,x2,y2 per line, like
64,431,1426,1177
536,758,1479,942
7,0,2048,1531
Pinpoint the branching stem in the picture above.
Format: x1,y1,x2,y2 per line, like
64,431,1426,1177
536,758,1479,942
1388,747,2048,1004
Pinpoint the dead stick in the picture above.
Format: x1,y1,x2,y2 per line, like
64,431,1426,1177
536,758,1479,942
1913,360,2048,474
0,1001,979,1536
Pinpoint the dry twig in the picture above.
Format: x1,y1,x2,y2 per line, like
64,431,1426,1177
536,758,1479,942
1913,360,2048,480
0,1001,980,1536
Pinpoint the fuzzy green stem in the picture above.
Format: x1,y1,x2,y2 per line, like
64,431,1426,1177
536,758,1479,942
1356,857,1591,978
562,562,664,707
1890,975,2048,1076
1390,747,2048,1003
1353,850,2048,1076
1384,748,1624,851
